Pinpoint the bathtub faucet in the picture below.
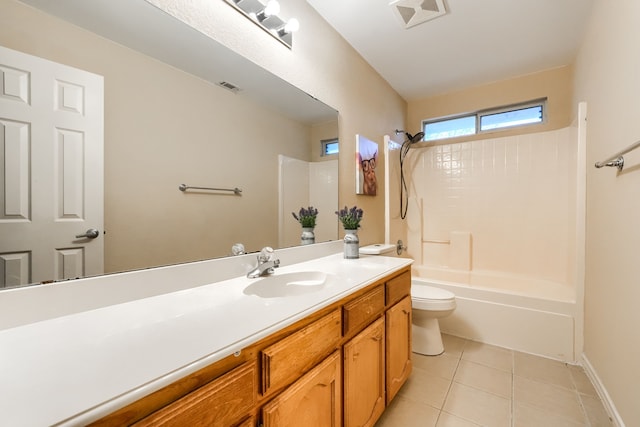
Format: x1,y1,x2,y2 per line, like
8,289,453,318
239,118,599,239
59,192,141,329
247,247,280,278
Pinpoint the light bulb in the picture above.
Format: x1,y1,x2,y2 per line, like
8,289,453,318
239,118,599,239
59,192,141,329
263,0,280,17
284,18,300,34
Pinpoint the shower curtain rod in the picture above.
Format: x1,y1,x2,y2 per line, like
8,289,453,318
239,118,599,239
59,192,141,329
595,139,640,171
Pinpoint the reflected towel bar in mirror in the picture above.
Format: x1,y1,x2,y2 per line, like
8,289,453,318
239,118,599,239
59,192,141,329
179,184,243,195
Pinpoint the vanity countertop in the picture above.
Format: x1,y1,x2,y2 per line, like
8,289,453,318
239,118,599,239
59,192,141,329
0,253,412,426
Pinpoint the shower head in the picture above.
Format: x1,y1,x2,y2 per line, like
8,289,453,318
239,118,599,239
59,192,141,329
395,129,425,144
405,131,425,143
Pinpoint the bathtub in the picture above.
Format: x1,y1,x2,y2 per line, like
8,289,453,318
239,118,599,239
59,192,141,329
412,265,578,362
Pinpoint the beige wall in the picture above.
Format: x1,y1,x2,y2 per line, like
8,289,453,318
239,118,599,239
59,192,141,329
0,0,331,272
148,0,407,247
574,1,640,425
407,65,574,143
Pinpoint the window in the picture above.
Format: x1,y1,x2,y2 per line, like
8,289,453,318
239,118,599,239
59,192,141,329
322,138,339,156
424,115,475,141
480,105,543,131
423,99,546,142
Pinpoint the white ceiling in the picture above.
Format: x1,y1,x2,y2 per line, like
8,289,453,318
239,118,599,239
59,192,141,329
306,0,595,101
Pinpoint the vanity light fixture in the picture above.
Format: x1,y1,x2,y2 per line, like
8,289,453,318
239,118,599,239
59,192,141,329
226,0,300,49
256,0,280,21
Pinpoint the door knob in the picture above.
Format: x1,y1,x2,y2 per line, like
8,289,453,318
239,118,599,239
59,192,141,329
76,228,100,239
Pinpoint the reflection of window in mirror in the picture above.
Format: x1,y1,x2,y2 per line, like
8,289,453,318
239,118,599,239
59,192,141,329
322,138,339,156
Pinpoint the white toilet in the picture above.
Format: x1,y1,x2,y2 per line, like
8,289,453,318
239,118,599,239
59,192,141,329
411,284,456,356
360,243,457,356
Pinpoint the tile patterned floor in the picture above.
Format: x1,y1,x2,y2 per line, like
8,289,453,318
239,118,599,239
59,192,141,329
376,335,613,427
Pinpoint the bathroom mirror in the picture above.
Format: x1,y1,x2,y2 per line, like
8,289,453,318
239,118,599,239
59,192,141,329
1,0,339,289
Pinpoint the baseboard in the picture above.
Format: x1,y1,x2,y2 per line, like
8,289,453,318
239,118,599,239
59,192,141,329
581,353,625,427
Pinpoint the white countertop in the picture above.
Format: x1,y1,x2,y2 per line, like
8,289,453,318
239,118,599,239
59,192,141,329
0,253,412,426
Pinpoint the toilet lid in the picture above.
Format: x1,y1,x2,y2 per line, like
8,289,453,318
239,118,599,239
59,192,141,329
411,285,455,301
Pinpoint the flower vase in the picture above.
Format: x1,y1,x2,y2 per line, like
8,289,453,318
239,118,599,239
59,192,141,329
301,227,315,245
343,229,359,259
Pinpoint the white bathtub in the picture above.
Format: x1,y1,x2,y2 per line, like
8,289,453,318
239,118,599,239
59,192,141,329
412,266,577,362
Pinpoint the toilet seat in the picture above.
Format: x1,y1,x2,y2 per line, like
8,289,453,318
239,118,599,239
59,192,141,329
411,284,456,311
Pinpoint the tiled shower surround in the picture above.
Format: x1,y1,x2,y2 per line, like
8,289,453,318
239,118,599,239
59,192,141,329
405,127,578,286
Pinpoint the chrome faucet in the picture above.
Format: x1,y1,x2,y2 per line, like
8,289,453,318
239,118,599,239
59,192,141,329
247,246,280,278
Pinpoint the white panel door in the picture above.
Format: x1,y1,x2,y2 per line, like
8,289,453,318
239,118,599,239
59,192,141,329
0,46,104,288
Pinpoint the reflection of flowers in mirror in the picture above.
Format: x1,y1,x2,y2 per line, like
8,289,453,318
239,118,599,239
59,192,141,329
292,206,318,228
336,205,364,230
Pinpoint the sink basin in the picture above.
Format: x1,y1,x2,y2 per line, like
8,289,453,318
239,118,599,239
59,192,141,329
243,271,331,298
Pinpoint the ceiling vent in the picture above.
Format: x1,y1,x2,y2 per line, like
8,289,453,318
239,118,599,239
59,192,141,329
216,81,241,93
389,0,447,29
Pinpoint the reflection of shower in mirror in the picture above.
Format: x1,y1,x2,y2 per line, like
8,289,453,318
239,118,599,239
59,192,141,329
278,156,339,248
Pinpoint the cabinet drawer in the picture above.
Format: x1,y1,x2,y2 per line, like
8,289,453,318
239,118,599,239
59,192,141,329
133,362,256,427
343,285,384,337
386,270,411,306
262,309,341,395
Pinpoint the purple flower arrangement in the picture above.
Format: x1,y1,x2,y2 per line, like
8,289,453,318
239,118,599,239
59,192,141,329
292,206,318,228
335,205,364,230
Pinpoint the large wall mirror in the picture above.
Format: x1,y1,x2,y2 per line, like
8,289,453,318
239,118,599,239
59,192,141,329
0,0,339,289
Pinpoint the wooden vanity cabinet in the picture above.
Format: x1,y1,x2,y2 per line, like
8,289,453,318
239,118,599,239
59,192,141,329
261,351,342,427
94,267,412,427
343,317,386,427
342,285,385,337
132,361,256,427
386,269,411,307
341,268,412,426
261,309,342,396
386,295,412,403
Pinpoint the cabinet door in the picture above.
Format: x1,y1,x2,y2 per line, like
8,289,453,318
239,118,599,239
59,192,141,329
386,296,412,404
343,317,386,427
262,351,341,427
133,362,256,427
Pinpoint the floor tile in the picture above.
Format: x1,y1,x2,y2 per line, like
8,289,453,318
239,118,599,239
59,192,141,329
513,401,585,427
453,359,512,399
568,364,599,396
442,382,511,427
514,351,575,390
398,369,452,409
413,351,460,380
381,337,613,427
442,334,467,358
375,396,439,427
580,393,614,426
514,375,586,424
461,340,513,372
436,411,482,427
